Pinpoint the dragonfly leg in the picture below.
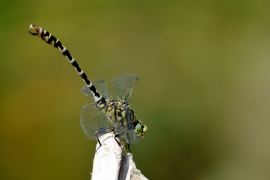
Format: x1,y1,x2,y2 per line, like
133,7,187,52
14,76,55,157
126,143,131,152
125,133,131,152
95,127,115,152
114,133,122,147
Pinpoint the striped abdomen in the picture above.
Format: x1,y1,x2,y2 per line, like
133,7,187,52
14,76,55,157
28,24,105,104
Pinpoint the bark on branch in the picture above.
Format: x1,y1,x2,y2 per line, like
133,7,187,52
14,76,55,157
91,133,148,180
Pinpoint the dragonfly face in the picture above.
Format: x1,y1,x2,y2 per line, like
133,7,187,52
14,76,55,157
133,119,147,139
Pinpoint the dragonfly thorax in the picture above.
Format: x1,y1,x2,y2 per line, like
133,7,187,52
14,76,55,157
96,99,147,141
100,100,135,130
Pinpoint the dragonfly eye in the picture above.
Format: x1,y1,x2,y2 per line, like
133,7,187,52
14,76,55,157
135,123,142,133
134,121,147,139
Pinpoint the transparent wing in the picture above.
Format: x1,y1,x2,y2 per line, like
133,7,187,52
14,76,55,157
127,130,140,144
80,102,112,139
80,79,113,100
111,73,139,102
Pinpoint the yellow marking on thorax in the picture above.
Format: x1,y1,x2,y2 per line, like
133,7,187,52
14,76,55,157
107,106,112,111
123,120,127,127
116,109,122,121
121,111,126,119
109,108,116,121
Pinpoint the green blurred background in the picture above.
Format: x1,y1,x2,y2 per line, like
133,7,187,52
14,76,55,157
1,0,270,179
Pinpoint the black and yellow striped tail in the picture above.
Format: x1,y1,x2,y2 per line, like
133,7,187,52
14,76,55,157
28,24,104,103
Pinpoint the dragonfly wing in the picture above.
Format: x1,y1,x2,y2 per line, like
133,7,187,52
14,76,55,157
80,102,111,139
80,85,94,100
80,79,113,100
127,130,140,143
111,73,139,102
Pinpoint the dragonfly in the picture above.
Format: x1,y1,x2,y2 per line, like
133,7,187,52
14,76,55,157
28,24,147,152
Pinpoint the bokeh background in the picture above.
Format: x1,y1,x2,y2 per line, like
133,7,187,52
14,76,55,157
1,1,270,179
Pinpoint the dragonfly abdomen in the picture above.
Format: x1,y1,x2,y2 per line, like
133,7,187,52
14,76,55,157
28,24,104,103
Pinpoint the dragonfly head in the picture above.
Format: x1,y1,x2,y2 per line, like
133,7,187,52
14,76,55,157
134,120,147,139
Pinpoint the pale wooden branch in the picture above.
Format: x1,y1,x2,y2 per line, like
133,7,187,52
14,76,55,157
91,133,148,180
